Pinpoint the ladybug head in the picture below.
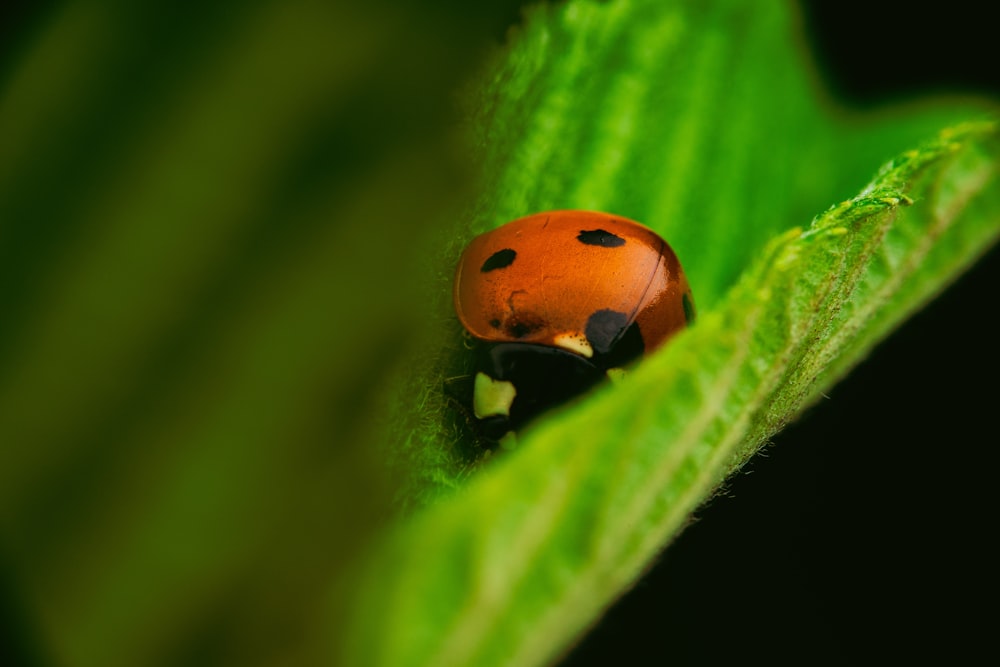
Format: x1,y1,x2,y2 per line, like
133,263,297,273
469,341,617,444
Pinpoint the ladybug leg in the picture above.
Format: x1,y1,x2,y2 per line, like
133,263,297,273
497,431,518,451
606,367,627,383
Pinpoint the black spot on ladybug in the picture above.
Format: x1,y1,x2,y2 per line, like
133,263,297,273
602,321,645,368
585,309,629,355
509,322,532,338
504,313,546,339
507,321,538,338
489,318,501,329
682,292,696,325
481,248,516,272
577,229,626,248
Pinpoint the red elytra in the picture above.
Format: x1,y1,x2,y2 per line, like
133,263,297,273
454,210,694,364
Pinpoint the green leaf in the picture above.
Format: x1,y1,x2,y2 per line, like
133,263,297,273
380,0,1000,505
344,123,999,667
342,1,1000,666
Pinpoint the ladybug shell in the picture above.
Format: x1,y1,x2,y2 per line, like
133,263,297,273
454,210,693,364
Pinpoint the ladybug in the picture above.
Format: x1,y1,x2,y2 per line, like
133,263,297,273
453,210,695,447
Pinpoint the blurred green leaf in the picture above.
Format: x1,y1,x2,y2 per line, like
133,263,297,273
0,1,521,665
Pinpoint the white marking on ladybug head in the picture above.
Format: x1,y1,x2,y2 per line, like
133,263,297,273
473,372,517,419
553,333,593,358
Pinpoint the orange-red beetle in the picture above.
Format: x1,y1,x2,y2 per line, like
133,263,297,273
453,210,694,445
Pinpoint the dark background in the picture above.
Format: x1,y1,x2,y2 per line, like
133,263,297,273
565,1,1000,664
